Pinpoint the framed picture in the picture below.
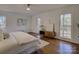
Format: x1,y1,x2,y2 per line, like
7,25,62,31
17,18,24,26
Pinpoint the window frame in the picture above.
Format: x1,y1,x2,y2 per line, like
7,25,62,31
0,16,6,29
59,13,72,39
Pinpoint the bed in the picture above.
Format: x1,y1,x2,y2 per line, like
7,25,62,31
0,32,49,54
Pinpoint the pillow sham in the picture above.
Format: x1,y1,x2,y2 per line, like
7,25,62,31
0,29,10,40
3,32,10,39
0,34,17,53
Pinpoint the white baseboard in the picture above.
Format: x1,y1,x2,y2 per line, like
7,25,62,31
56,36,79,44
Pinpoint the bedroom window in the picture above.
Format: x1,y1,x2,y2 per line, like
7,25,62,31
0,16,6,29
60,14,71,39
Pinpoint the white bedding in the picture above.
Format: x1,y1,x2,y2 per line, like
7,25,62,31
0,33,18,53
5,40,39,54
6,40,49,54
0,32,49,54
11,32,38,45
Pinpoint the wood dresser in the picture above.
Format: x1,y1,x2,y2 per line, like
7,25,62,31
44,31,56,38
40,31,56,38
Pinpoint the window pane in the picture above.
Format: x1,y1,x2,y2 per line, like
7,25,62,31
60,14,71,39
64,14,71,25
64,34,71,39
60,15,64,25
0,16,6,29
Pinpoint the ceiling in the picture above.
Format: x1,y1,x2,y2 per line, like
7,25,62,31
0,4,68,15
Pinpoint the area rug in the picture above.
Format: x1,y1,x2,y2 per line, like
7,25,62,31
32,40,49,54
19,40,49,54
38,40,49,49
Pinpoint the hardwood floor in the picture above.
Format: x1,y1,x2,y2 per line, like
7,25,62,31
28,32,79,54
39,38,79,54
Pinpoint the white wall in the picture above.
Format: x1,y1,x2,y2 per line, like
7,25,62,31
30,5,79,44
0,10,31,32
0,5,79,44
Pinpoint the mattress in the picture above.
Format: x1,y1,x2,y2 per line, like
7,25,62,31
5,40,49,54
0,32,49,54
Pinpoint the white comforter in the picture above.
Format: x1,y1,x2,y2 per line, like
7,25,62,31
0,32,40,53
11,32,39,45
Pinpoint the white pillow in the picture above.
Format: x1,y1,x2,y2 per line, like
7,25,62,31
3,32,10,39
11,32,38,45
